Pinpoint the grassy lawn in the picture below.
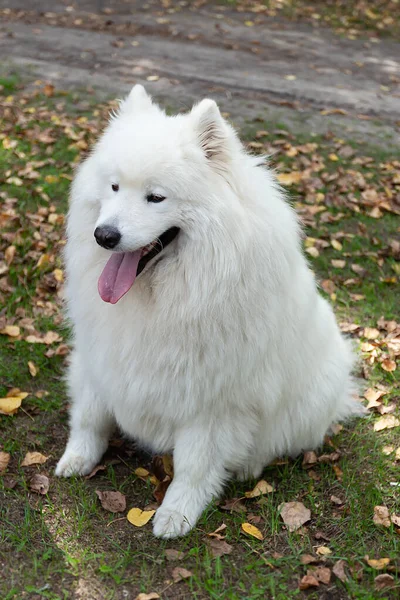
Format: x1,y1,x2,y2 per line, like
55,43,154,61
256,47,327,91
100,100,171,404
0,76,399,600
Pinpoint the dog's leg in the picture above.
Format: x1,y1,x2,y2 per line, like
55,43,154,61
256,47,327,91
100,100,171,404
56,355,115,477
153,423,240,538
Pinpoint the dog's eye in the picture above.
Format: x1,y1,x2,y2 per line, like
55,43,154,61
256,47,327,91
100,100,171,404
111,183,119,192
147,193,166,203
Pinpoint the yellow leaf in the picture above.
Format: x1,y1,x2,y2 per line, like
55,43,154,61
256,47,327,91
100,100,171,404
366,557,390,569
146,75,159,82
245,479,274,498
36,254,50,269
0,396,22,415
276,171,302,186
285,74,297,80
329,153,339,161
44,174,59,184
241,522,264,540
331,240,342,251
21,451,49,466
316,546,332,556
306,247,319,258
244,20,254,26
53,269,64,283
28,361,38,377
374,415,400,431
331,259,346,268
0,325,20,337
134,467,150,478
127,508,155,527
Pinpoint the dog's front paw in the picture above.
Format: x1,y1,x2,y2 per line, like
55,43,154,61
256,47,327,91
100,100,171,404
55,450,97,477
153,507,193,539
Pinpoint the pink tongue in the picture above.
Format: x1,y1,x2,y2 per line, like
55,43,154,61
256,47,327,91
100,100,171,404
98,251,141,304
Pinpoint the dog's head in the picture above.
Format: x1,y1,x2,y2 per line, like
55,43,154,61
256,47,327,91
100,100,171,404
73,85,242,303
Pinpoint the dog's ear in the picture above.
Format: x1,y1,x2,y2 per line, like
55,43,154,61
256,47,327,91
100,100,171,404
191,99,230,169
122,84,155,113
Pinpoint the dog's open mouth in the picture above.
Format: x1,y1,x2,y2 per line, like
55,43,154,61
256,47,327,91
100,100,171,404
98,227,179,304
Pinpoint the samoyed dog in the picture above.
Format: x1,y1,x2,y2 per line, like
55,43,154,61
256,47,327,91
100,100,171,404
56,85,359,538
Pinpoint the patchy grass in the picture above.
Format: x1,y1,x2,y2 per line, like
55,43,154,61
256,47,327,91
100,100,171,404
0,77,399,600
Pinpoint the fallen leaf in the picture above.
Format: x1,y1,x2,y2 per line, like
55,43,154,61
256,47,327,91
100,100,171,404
364,327,380,340
302,451,318,467
220,498,247,513
0,451,10,474
172,567,192,583
382,445,394,455
332,559,348,582
311,567,331,584
279,502,311,532
331,259,346,268
29,474,49,494
381,359,396,372
330,495,344,505
0,395,25,415
316,546,332,556
208,523,227,539
299,575,319,589
96,490,126,513
374,415,400,431
396,448,400,461
28,361,38,377
127,508,155,527
375,574,395,591
244,479,274,498
21,452,49,466
165,549,185,561
276,171,302,186
0,325,20,337
241,522,264,540
366,557,390,569
135,467,150,478
85,464,106,479
207,538,233,558
300,554,318,565
373,505,391,528
135,594,160,600
390,514,400,527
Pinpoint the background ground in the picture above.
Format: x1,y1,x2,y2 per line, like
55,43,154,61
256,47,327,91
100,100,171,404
0,2,399,599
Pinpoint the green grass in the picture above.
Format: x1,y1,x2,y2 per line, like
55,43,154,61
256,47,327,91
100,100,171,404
0,76,399,600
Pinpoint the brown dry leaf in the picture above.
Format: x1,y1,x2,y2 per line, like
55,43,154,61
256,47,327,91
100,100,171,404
0,451,10,474
220,498,247,513
208,523,227,539
391,514,400,527
330,495,344,505
85,464,106,479
244,479,274,498
299,575,319,590
366,557,390,569
381,359,396,372
312,567,331,584
28,361,38,377
302,451,318,467
21,451,49,466
241,522,264,540
5,245,16,265
374,415,400,431
29,474,49,495
382,445,394,455
373,505,391,528
165,549,185,561
127,508,155,527
0,325,20,337
276,171,302,186
316,546,332,556
279,502,311,532
172,567,193,583
364,387,385,405
300,554,318,565
207,538,233,558
363,327,380,340
375,574,395,590
96,490,126,513
135,594,160,600
332,559,348,582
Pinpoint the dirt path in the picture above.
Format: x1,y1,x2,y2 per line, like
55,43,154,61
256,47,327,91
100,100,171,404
1,0,399,145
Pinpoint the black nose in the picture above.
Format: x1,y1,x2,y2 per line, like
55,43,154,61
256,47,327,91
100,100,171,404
94,225,121,249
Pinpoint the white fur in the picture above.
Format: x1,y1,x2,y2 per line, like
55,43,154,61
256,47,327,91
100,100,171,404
56,86,359,538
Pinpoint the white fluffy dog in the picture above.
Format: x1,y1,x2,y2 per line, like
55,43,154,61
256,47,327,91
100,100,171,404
56,85,359,538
